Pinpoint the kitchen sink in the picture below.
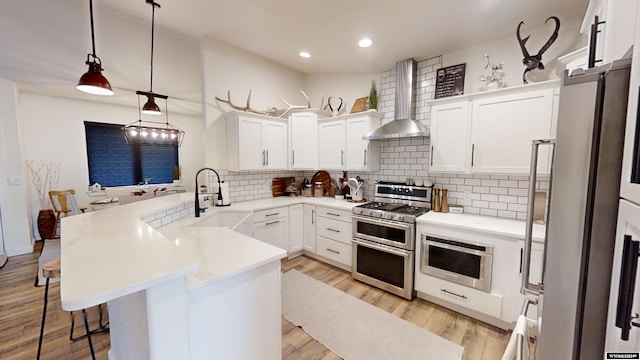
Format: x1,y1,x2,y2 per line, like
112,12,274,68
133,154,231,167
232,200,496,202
191,211,252,231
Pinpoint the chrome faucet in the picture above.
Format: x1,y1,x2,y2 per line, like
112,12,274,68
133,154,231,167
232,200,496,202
194,167,223,217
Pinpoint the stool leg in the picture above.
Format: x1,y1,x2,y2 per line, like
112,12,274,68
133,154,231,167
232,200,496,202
36,277,50,360
82,309,96,360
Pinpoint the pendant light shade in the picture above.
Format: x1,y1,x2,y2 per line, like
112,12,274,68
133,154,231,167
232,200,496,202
77,0,113,96
142,94,161,115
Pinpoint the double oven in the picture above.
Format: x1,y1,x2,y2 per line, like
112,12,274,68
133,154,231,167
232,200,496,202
352,182,432,300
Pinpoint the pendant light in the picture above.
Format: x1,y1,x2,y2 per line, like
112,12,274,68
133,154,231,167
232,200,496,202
121,0,184,147
76,0,114,96
142,0,161,115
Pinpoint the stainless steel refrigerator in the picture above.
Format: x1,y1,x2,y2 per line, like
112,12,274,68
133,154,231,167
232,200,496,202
522,58,632,360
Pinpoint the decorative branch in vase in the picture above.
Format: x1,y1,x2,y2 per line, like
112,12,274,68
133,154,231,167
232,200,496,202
27,160,60,240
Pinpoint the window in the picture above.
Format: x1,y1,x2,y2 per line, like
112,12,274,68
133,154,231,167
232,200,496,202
85,121,178,186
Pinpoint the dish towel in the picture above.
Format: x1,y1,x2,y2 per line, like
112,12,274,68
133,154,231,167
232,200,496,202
501,315,530,360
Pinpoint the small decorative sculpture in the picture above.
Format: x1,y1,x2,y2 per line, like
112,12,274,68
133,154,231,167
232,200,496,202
516,16,560,84
479,54,505,90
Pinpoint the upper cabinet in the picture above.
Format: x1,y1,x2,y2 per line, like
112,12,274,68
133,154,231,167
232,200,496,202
289,111,327,170
226,111,288,171
427,80,559,175
317,111,382,171
584,0,637,65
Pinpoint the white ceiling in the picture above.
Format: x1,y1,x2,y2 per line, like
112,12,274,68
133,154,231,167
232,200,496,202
101,0,589,74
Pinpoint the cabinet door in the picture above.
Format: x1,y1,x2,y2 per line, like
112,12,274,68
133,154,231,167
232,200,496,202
289,204,303,254
318,120,346,169
620,3,640,205
237,117,264,170
345,116,372,170
430,101,471,172
471,89,554,174
605,199,640,352
262,120,287,170
254,217,289,252
303,204,316,253
290,112,317,169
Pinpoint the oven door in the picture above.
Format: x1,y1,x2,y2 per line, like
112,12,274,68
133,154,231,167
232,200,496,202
352,238,414,300
352,214,414,250
420,235,493,292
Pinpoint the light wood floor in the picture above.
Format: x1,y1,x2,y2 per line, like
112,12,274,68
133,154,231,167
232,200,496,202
0,244,511,359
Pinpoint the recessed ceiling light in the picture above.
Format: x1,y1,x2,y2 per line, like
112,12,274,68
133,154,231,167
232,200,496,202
299,51,311,58
358,38,373,48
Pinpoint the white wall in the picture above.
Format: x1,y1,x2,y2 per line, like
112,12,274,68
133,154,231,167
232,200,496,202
200,38,305,168
19,92,204,230
442,17,584,94
0,80,32,255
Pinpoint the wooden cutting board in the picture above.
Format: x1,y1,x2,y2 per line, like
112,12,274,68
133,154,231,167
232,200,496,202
272,177,295,197
311,171,331,194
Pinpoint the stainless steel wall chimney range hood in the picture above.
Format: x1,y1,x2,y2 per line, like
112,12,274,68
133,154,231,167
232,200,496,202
363,58,429,140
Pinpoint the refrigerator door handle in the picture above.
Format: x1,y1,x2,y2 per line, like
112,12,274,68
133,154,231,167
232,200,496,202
522,139,555,296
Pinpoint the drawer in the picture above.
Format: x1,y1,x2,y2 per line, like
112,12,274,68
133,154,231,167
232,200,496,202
316,206,351,222
416,274,503,319
317,216,352,244
251,206,288,223
316,236,352,267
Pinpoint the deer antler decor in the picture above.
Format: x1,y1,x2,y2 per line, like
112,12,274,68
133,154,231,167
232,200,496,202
215,90,277,115
516,16,560,84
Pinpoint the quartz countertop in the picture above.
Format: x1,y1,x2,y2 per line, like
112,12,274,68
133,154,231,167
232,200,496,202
416,211,547,243
60,193,358,310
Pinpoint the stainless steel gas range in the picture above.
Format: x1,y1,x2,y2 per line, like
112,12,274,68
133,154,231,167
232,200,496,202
351,182,432,299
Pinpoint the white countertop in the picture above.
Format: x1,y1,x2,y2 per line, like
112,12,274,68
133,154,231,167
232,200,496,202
60,193,357,310
416,211,547,242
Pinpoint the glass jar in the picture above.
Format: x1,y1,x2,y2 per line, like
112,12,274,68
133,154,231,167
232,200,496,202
314,182,323,197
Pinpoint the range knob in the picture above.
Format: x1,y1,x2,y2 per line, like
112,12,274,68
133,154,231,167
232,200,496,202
396,215,405,222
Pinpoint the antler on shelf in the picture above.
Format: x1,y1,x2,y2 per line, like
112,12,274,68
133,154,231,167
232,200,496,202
215,90,277,115
516,16,560,84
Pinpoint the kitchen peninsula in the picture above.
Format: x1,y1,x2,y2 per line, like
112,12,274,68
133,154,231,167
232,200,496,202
59,193,287,360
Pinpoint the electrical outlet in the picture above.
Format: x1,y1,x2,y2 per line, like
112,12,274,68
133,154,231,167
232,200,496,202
6,177,20,186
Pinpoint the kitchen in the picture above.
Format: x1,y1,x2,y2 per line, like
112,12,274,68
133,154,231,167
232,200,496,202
1,0,640,359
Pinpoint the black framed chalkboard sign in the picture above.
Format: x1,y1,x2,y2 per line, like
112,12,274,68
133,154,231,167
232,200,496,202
435,63,466,99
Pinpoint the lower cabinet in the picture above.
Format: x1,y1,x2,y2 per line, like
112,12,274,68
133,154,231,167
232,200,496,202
252,207,289,252
302,204,316,253
315,206,352,268
288,204,303,254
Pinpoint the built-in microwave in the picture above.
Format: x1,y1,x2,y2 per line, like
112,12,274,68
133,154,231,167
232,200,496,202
420,234,493,292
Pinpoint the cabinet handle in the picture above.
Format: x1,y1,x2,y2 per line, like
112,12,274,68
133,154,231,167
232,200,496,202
326,212,340,217
471,144,475,167
326,248,340,254
292,150,295,165
364,149,367,166
311,210,315,225
341,150,344,165
266,149,269,166
326,228,340,233
520,248,523,274
265,220,280,226
430,145,434,166
262,150,266,166
265,212,280,217
441,288,467,300
615,235,640,341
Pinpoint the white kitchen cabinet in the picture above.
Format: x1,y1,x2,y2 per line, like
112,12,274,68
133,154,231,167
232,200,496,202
426,81,558,175
605,199,640,352
471,88,554,174
251,207,289,252
226,111,288,171
289,204,303,255
345,115,381,170
303,204,316,253
315,206,352,269
586,0,638,65
289,111,327,170
619,2,640,205
317,111,382,171
318,119,346,169
430,101,471,172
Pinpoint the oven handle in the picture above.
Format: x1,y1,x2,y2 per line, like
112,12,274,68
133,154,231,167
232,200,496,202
422,238,492,258
352,238,411,258
351,214,414,231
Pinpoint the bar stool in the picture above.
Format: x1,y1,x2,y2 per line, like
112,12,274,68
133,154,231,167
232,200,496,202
36,258,96,360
